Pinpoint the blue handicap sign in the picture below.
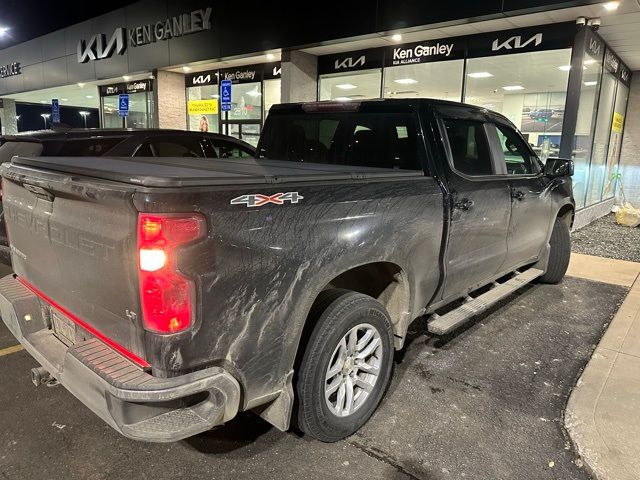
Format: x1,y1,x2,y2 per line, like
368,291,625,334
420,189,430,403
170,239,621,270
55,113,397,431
119,94,129,117
221,103,231,112
51,99,60,124
220,80,232,104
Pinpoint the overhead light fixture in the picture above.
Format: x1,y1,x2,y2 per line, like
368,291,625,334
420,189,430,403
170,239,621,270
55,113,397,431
603,1,620,11
0,27,9,36
39,100,47,104
557,65,572,71
502,85,525,91
394,78,418,84
336,83,357,90
77,82,85,87
182,66,191,72
266,53,275,60
334,97,352,102
391,34,402,42
584,59,597,65
61,98,68,101
85,95,93,98
584,80,598,86
123,75,131,81
467,72,493,78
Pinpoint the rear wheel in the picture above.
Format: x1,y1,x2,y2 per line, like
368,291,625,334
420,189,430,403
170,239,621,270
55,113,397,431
539,218,571,284
295,289,394,442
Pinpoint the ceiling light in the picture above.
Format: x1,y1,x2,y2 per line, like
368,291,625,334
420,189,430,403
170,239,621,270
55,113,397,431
603,1,620,11
85,95,93,98
467,72,493,78
502,85,525,91
39,100,47,104
61,98,68,101
584,81,598,86
123,75,130,81
77,82,85,87
0,27,9,36
334,97,352,102
557,65,572,71
584,59,597,65
266,53,275,60
336,83,357,90
182,66,191,72
391,34,402,42
394,78,418,85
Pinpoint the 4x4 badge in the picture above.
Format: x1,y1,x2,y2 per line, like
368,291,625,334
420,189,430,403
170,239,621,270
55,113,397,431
230,192,304,207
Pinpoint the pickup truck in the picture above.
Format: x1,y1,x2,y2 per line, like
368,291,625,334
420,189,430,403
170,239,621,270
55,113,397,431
0,99,574,443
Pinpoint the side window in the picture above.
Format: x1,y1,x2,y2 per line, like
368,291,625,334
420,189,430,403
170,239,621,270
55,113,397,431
134,142,154,157
214,142,254,158
442,119,493,176
150,137,207,158
494,124,539,175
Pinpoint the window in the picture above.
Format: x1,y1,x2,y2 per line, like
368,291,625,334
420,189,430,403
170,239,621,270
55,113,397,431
187,84,219,134
259,112,421,170
494,124,539,175
148,138,208,158
42,137,126,156
442,119,493,176
213,141,254,158
319,69,382,101
464,49,571,163
383,60,464,101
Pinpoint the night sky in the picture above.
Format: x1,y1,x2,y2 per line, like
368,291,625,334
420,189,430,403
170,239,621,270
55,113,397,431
0,1,139,49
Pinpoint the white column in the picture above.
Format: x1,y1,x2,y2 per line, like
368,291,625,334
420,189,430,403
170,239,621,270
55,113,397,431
153,70,187,130
0,99,18,135
280,50,318,103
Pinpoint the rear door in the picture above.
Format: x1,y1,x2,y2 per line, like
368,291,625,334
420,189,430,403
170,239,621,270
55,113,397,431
488,121,551,269
436,108,512,300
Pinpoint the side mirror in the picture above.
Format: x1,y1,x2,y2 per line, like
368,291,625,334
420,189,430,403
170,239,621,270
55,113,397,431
544,157,574,178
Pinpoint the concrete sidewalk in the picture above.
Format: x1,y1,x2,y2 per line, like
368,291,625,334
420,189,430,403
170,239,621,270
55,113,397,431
565,253,640,480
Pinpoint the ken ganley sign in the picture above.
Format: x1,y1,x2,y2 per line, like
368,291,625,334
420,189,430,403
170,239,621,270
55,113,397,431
77,8,212,63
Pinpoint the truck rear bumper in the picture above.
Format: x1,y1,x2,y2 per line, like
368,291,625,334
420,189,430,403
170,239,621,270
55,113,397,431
0,274,241,443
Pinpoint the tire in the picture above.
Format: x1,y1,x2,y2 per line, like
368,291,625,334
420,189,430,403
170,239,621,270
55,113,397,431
539,218,571,284
295,289,394,442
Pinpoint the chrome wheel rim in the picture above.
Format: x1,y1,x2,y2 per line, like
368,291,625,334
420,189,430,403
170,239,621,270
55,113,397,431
324,323,383,417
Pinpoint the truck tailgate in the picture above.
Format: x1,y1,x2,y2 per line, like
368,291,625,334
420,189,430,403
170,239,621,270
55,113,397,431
1,163,143,356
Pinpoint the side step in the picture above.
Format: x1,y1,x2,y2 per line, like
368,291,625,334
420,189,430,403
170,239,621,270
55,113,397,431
427,268,544,335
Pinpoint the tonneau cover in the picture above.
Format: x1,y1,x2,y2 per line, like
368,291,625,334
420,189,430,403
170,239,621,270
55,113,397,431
8,155,423,187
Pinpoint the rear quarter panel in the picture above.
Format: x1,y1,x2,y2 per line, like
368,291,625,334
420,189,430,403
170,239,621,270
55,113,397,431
135,176,444,407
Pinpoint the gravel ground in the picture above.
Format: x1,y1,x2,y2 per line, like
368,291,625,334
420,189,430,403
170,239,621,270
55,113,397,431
572,213,640,262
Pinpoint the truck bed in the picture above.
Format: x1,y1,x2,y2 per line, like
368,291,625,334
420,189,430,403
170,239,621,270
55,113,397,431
8,156,423,188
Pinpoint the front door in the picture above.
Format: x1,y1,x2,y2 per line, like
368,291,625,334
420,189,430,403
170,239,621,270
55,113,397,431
489,122,552,270
438,115,512,300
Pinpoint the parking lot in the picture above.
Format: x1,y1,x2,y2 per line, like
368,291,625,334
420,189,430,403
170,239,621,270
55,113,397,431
0,260,627,480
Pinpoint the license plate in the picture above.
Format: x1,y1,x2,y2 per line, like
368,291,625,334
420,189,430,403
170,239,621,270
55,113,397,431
51,311,77,346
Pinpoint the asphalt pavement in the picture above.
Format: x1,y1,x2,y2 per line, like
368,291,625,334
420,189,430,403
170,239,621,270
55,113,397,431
0,267,627,480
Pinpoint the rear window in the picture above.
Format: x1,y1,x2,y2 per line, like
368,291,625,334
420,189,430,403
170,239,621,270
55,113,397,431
41,137,126,156
258,112,421,170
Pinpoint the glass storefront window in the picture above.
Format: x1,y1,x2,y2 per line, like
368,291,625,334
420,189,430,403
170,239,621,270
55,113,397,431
585,70,617,205
383,60,464,101
227,82,262,121
465,49,571,162
102,91,153,129
319,69,382,101
604,82,629,199
263,79,281,118
572,52,603,209
187,84,219,133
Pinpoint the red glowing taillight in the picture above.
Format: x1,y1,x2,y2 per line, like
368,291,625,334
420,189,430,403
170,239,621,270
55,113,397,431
138,213,205,334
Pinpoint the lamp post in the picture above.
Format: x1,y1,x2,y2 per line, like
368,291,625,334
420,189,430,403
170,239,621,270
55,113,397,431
79,111,89,128
40,113,50,130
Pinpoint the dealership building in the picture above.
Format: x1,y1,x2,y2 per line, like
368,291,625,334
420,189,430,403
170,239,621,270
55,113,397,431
0,0,639,224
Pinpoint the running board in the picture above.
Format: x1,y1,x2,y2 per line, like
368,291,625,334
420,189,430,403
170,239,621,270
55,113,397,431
428,268,544,335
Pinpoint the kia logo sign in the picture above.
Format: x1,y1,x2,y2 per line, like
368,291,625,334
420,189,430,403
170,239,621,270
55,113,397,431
334,55,366,70
273,66,281,76
492,33,543,51
588,38,602,56
77,28,126,63
192,74,211,85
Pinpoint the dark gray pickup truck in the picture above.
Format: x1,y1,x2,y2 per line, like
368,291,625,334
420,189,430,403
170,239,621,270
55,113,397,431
0,99,574,443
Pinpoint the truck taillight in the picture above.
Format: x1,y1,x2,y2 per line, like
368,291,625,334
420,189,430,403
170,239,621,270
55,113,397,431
138,213,205,334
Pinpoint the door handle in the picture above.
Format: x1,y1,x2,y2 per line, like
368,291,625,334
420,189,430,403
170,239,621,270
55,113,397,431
511,190,525,200
454,198,474,211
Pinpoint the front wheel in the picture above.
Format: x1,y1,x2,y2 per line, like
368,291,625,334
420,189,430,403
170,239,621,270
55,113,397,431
295,289,394,442
539,218,571,284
